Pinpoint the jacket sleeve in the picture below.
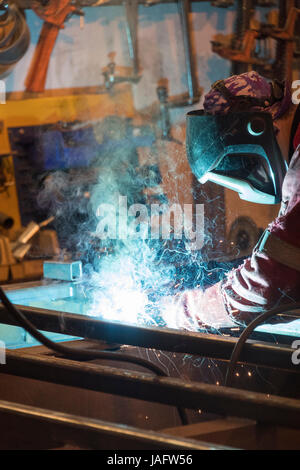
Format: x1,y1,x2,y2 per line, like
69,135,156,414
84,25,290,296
221,145,300,325
165,147,300,330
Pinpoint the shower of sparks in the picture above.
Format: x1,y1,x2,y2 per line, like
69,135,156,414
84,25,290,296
80,233,234,333
38,124,234,333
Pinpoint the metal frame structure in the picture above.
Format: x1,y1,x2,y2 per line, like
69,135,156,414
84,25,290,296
0,302,298,371
3,346,300,428
1,280,300,448
0,1,299,448
0,399,227,450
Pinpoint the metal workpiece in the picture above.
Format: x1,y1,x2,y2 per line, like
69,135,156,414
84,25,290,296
43,261,83,281
3,349,300,430
0,303,297,371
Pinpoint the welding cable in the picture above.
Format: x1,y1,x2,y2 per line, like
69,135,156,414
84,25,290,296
225,302,300,388
0,286,189,425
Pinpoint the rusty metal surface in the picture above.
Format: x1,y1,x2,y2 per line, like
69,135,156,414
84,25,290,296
3,348,300,429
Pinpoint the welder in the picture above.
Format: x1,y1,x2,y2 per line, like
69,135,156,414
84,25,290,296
165,71,300,330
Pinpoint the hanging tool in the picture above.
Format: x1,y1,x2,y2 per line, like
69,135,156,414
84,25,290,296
102,59,141,90
43,260,82,281
25,0,82,93
102,0,141,90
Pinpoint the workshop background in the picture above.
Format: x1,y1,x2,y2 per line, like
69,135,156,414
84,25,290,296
7,3,231,99
1,0,293,282
1,0,300,451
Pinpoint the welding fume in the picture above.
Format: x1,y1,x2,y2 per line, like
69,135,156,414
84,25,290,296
23,70,300,334
0,1,299,337
3,0,300,452
163,71,300,331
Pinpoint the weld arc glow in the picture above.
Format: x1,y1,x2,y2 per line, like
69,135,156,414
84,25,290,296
37,122,229,332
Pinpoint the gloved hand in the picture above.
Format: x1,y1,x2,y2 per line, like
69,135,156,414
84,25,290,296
221,145,300,325
160,282,236,330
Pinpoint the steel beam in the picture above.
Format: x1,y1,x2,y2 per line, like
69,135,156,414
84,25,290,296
3,349,300,429
0,399,225,450
0,304,297,372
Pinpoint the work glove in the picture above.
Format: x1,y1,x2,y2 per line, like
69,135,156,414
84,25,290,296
160,282,236,330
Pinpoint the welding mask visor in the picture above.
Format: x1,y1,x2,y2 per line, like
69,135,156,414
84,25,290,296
186,111,287,204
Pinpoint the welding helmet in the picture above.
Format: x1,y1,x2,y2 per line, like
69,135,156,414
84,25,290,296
186,110,287,204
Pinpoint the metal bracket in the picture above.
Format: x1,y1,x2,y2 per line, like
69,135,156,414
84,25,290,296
43,260,83,281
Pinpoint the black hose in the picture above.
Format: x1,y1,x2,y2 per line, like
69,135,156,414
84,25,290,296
0,285,189,425
225,302,300,387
